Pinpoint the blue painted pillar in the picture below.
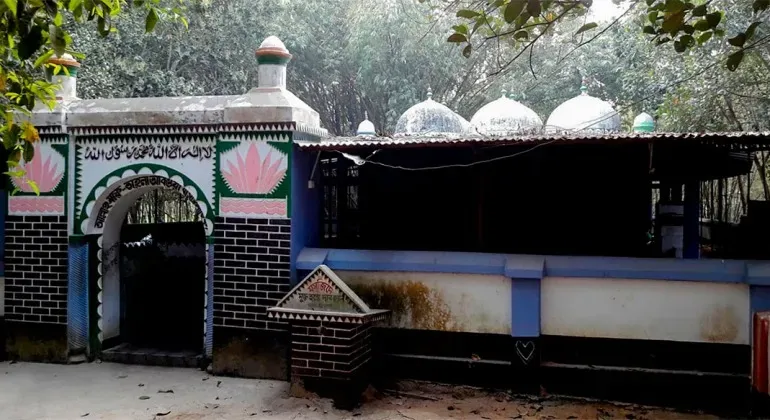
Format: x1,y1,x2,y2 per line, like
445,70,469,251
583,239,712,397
289,146,321,284
684,181,700,259
510,278,540,337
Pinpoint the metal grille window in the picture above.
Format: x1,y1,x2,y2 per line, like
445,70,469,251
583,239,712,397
320,155,360,248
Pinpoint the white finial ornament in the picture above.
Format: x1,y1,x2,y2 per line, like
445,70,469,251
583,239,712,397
255,35,292,89
356,111,376,137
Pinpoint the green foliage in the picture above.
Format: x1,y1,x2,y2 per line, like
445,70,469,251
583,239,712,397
0,0,187,193
446,0,769,73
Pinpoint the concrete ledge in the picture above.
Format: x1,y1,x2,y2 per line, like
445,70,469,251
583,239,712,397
299,247,766,284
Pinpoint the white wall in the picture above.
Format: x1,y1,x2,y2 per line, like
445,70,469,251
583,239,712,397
337,271,511,334
541,277,750,345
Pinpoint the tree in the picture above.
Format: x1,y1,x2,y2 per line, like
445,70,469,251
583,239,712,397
444,0,769,74
0,0,188,192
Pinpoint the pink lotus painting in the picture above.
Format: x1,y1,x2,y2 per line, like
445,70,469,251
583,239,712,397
11,142,65,193
221,142,288,194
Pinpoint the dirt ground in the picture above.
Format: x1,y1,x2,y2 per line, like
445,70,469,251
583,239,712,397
0,361,718,420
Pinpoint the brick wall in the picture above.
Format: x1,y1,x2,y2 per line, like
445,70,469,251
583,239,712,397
212,217,291,330
3,215,68,324
291,320,373,380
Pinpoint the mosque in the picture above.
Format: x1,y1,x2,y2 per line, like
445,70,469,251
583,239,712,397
2,35,770,413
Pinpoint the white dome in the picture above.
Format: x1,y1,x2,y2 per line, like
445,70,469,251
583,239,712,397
356,113,376,136
470,90,543,136
395,89,467,136
546,87,620,133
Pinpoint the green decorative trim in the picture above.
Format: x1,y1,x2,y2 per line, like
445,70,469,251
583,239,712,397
75,163,215,235
45,65,79,79
634,121,655,133
88,234,102,354
220,132,290,143
256,55,291,66
214,136,221,215
74,142,83,221
68,234,88,245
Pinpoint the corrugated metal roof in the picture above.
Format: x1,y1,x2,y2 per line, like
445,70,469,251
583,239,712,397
295,131,770,150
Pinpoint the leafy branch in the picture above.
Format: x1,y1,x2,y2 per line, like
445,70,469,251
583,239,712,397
0,0,188,194
446,0,770,73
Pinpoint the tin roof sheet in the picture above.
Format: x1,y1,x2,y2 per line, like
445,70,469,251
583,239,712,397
295,131,770,150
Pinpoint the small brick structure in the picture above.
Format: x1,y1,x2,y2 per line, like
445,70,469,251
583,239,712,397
268,265,387,408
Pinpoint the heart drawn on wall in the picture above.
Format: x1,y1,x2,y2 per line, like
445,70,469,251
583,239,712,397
515,340,536,365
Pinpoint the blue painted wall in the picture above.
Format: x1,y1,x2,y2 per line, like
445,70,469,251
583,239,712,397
289,146,321,284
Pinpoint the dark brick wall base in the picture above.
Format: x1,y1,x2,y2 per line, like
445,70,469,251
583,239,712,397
212,217,291,330
210,216,291,380
291,320,372,381
4,215,68,324
3,321,67,363
211,326,289,380
288,320,375,409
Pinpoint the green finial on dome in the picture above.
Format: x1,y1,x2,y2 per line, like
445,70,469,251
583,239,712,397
633,112,655,133
427,87,433,100
580,76,590,95
501,88,508,98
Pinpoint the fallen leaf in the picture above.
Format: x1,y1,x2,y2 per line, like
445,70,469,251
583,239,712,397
80,414,89,418
216,380,222,388
202,377,209,381
139,396,151,400
155,411,171,417
138,384,145,387
117,375,128,379
158,389,174,394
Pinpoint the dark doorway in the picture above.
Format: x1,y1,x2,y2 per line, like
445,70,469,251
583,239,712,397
102,187,207,366
120,222,205,352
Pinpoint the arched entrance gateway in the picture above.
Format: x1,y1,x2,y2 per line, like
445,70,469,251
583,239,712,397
2,36,326,377
80,167,213,364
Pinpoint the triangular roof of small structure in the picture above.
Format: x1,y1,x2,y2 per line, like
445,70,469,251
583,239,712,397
273,264,371,314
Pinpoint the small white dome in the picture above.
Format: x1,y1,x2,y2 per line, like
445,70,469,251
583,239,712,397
470,90,543,136
546,86,620,133
395,89,467,136
259,36,288,51
356,113,376,136
633,112,655,133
